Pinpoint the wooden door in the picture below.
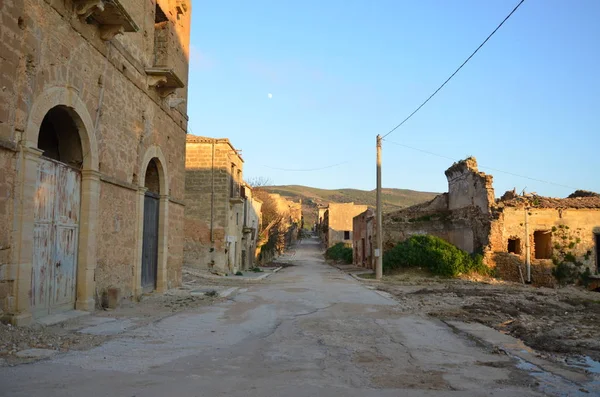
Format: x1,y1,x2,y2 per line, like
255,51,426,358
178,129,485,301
141,192,159,291
32,158,80,315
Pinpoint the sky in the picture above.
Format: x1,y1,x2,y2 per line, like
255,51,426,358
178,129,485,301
187,0,600,197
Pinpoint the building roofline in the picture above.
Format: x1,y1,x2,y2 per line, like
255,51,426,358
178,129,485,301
186,134,244,162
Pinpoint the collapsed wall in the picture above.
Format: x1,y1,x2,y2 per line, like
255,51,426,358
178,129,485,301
382,157,494,254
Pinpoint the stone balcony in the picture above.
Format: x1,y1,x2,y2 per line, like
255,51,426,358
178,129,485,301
146,19,187,96
74,0,139,40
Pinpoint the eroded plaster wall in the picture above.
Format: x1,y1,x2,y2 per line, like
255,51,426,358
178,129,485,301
445,157,494,214
488,207,600,286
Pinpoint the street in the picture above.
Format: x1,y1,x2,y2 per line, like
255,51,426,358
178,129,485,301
0,237,554,396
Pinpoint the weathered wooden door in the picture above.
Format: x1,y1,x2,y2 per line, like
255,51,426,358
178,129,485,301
32,158,80,316
141,192,159,290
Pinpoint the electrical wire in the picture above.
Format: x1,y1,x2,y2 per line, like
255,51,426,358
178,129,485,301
382,0,526,139
384,140,580,191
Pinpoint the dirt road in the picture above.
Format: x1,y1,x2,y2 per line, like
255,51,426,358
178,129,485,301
0,237,594,396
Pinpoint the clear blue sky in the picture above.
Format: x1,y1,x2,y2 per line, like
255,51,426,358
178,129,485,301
187,0,600,197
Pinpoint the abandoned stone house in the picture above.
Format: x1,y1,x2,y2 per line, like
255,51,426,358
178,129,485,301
320,203,369,248
352,208,376,269
0,0,191,325
353,157,600,285
270,193,302,248
184,136,262,274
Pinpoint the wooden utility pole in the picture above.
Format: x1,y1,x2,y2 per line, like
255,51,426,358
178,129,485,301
375,135,383,280
524,206,531,283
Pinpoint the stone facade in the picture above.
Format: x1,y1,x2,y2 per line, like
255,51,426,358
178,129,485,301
488,197,600,286
379,158,494,255
241,184,262,269
321,203,369,248
0,0,191,324
354,157,600,286
184,135,248,274
352,209,376,269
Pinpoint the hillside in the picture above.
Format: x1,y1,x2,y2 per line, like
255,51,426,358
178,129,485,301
261,185,438,228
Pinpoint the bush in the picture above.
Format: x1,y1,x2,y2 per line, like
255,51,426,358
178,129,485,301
325,242,353,264
382,235,490,277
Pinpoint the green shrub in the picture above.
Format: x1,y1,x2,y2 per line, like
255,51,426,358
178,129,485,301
382,235,490,277
325,242,353,264
552,262,579,285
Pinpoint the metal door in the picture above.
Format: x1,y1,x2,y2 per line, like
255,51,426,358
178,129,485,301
141,192,159,290
32,158,80,316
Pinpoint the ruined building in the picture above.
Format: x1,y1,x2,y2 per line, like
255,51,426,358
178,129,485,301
353,158,600,286
0,0,191,324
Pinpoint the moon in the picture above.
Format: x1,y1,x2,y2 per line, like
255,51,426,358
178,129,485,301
268,93,273,99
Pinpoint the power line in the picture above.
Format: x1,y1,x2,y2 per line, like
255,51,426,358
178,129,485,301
259,161,349,172
384,140,580,191
382,0,526,139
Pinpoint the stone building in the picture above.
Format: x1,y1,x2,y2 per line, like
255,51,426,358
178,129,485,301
241,182,263,269
321,203,369,248
184,135,250,274
0,0,191,324
353,157,600,286
352,208,376,269
381,157,494,254
488,194,600,286
269,193,302,250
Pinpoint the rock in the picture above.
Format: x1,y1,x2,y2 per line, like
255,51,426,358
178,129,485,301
14,348,57,359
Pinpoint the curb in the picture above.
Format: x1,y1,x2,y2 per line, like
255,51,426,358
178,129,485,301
442,320,590,385
348,272,380,283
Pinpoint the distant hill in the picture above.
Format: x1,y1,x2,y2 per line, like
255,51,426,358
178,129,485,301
260,185,438,228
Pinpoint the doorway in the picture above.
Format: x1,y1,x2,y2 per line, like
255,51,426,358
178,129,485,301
32,106,82,316
141,159,160,291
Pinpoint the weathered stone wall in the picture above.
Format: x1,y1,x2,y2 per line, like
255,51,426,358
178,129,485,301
381,203,492,254
445,158,494,214
492,253,556,287
352,209,374,267
486,207,600,284
184,137,244,273
96,182,137,299
0,146,16,315
167,201,184,288
0,0,190,320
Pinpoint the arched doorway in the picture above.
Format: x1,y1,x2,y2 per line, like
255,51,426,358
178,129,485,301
141,159,160,291
32,106,83,316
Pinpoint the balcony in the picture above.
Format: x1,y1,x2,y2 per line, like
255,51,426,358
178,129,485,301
74,0,139,41
146,19,186,96
229,183,244,205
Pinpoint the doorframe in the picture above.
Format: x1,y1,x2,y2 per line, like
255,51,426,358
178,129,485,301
9,87,99,325
134,146,169,297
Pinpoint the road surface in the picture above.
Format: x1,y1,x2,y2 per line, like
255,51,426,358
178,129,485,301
0,237,542,396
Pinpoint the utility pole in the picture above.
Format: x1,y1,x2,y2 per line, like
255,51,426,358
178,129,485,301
375,135,383,280
524,206,531,284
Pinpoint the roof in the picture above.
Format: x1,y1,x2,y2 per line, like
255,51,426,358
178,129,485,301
186,135,243,162
497,195,600,209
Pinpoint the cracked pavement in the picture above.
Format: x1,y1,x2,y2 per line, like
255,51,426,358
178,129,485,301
0,237,543,396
